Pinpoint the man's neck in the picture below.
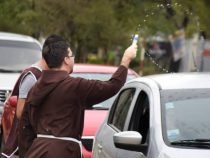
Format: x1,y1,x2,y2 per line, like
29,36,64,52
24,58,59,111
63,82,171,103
36,59,48,70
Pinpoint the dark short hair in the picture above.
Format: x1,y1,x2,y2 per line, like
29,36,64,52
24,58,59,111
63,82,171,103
42,35,70,68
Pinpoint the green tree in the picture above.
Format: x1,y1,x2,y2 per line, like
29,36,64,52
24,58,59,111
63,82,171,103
0,0,40,35
0,0,210,64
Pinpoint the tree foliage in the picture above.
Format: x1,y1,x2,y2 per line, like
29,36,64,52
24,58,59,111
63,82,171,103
0,0,209,62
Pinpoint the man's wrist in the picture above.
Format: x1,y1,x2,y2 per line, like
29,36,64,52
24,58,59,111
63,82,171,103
120,56,131,68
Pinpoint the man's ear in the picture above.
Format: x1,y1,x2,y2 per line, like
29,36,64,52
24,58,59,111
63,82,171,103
64,57,70,65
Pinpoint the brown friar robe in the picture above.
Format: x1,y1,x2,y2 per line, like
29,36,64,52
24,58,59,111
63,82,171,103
1,67,41,158
21,65,128,158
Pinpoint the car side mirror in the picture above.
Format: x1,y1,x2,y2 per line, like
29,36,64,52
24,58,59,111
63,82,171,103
113,131,148,155
7,96,17,108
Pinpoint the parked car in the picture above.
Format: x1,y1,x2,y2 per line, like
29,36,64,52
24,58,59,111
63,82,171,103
92,73,210,158
1,61,139,158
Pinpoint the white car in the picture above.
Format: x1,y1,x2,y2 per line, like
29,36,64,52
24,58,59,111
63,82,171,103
0,32,42,113
92,73,210,158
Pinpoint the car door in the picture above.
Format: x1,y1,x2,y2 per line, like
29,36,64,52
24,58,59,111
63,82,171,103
115,82,152,158
93,84,138,158
93,83,153,158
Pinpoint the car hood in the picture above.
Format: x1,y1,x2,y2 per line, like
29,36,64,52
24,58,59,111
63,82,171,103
0,73,20,90
158,146,210,158
82,109,108,136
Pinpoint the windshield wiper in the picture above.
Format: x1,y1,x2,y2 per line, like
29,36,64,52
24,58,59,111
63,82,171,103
0,69,21,73
171,139,210,148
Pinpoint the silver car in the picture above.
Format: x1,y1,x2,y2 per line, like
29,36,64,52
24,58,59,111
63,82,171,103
92,73,210,158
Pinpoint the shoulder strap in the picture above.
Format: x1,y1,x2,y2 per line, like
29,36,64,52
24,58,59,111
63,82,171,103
26,67,42,80
11,67,42,96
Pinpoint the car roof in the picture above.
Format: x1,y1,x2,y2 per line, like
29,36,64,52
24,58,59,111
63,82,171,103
130,72,210,90
0,32,41,47
73,64,139,76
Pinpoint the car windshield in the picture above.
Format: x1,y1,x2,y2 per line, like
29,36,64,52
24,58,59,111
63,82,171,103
71,72,136,109
0,40,41,72
161,89,210,146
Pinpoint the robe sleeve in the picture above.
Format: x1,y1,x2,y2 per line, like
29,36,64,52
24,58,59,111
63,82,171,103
76,65,128,108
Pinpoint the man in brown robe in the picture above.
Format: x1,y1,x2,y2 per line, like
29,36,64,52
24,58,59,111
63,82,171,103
20,35,137,158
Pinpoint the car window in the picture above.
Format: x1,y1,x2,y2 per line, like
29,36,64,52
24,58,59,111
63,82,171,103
108,88,136,131
129,91,150,144
0,40,41,72
161,89,210,145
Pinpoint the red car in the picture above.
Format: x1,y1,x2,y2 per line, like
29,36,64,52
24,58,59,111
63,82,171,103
1,64,139,158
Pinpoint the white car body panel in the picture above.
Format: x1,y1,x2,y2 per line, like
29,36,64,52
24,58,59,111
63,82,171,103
0,73,20,90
